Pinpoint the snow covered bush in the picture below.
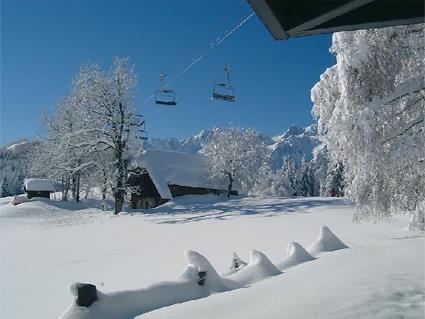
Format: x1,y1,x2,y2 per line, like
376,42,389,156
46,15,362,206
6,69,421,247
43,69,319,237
312,24,425,227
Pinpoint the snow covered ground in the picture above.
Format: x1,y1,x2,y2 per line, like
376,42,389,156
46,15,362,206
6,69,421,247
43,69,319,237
0,195,424,318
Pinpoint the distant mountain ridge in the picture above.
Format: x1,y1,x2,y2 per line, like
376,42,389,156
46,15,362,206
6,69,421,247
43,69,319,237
141,124,320,170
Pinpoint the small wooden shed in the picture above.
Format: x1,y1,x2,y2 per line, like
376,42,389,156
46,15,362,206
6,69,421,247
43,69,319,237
128,150,236,209
23,178,55,199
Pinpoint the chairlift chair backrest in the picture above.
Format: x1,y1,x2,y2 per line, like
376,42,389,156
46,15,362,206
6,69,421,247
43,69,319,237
155,73,177,105
137,130,149,141
212,67,235,102
212,84,235,102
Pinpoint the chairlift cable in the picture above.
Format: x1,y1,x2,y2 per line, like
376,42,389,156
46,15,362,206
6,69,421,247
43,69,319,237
163,0,246,83
169,12,255,83
142,10,255,105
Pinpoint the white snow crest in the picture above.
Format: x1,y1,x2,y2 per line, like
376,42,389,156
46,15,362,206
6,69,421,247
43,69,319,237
277,242,316,270
184,250,238,292
229,249,282,286
308,225,349,256
222,252,248,276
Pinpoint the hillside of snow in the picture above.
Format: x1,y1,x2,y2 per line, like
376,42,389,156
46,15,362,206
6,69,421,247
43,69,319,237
1,195,423,319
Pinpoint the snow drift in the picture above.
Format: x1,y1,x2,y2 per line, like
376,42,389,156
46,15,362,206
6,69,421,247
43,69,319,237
228,249,282,286
58,249,285,318
276,242,316,270
308,225,349,255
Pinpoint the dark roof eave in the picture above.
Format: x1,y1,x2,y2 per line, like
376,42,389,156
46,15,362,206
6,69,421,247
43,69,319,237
246,0,425,40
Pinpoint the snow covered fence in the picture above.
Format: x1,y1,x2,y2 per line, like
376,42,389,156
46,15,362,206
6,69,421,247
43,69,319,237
59,226,348,319
59,251,240,319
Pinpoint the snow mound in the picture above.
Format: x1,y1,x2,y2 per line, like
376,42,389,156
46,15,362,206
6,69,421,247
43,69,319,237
228,249,282,286
11,195,31,205
222,252,248,276
276,242,316,270
185,250,239,292
308,225,349,255
59,251,238,319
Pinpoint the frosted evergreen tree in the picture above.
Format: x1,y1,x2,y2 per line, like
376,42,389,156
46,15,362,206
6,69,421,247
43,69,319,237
0,177,10,197
282,157,298,196
297,158,316,196
324,161,344,197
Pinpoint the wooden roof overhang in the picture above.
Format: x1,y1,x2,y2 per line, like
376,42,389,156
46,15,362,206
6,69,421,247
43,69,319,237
246,0,424,40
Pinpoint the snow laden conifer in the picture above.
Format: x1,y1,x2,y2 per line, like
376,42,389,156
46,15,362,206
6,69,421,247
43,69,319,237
0,177,10,197
203,127,268,197
312,24,424,228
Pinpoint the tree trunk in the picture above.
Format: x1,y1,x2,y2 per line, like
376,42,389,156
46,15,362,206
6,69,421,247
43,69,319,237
63,178,70,201
225,171,233,198
114,196,124,215
61,177,65,201
113,134,127,214
75,172,80,203
71,175,76,200
102,170,107,211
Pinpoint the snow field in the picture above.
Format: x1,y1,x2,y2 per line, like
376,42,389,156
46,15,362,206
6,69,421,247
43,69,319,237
1,195,423,319
61,228,347,319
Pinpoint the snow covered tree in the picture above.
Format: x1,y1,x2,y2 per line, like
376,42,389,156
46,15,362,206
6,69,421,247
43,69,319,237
324,161,344,197
72,58,138,213
0,140,34,197
310,144,330,196
31,58,139,213
296,158,316,197
203,127,268,197
282,157,298,195
312,24,424,227
251,163,294,196
0,177,10,197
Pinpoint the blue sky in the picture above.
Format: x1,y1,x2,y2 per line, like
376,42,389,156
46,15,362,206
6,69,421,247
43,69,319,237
1,0,335,146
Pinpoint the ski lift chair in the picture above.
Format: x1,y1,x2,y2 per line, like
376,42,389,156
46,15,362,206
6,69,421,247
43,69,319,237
155,73,177,105
137,129,149,141
212,83,235,102
212,67,235,102
155,88,177,105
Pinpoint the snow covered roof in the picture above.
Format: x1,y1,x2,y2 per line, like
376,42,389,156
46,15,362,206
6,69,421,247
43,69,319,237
23,178,55,192
133,150,221,199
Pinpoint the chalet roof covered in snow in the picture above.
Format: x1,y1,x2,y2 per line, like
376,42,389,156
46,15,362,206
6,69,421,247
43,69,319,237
133,150,222,199
247,0,424,40
23,178,55,192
